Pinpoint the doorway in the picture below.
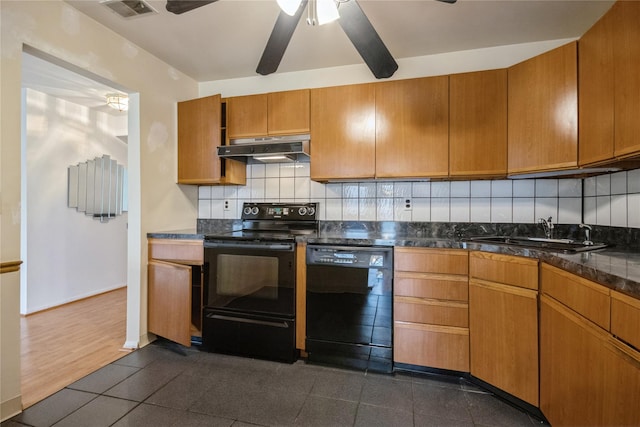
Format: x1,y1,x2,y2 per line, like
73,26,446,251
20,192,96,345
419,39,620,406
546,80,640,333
19,47,132,405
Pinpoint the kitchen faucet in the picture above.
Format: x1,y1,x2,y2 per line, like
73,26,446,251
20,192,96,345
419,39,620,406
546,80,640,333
539,216,554,239
579,223,594,246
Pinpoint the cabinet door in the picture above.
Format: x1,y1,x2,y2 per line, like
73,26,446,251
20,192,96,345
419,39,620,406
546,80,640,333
268,89,310,136
540,295,608,426
310,84,376,181
541,294,640,426
227,93,268,138
450,69,507,178
578,6,615,166
375,77,449,178
470,279,539,406
508,42,578,175
613,1,640,158
148,260,192,347
177,95,222,184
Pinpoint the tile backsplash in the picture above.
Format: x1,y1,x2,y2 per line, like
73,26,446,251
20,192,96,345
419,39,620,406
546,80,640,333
198,163,640,228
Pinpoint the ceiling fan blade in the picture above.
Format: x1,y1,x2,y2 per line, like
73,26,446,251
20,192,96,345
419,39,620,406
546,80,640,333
166,0,218,15
338,0,398,79
256,0,308,76
436,0,457,3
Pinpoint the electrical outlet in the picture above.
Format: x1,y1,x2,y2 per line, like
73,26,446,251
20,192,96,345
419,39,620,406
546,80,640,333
404,198,412,211
223,200,231,211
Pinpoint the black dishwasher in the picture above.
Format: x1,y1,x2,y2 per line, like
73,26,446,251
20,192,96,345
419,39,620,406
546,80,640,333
305,245,393,373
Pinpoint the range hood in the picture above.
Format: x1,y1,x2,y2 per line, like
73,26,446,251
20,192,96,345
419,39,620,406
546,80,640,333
217,134,310,164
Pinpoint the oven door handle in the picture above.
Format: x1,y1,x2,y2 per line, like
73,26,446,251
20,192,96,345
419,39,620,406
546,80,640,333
204,242,294,251
207,313,291,329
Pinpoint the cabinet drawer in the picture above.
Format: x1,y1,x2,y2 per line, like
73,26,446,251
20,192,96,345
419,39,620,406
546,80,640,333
148,238,204,265
394,248,468,275
470,251,538,290
394,322,469,372
540,263,610,330
394,272,468,301
611,291,640,350
395,297,468,327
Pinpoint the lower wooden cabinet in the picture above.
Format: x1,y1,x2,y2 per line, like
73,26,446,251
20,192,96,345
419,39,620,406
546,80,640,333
148,238,204,347
393,248,469,372
540,294,640,426
394,322,469,372
469,252,539,406
540,263,640,426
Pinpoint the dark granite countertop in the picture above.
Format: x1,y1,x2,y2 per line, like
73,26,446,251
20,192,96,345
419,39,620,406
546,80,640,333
147,228,640,300
148,229,205,239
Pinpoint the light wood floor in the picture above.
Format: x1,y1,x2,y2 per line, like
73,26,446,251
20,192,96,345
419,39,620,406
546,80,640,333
20,287,130,408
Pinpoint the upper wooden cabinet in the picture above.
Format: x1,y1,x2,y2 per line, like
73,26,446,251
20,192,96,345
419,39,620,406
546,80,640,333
578,4,615,165
580,1,640,165
268,90,310,136
507,42,578,175
375,77,449,178
227,89,310,139
450,69,508,178
227,93,268,138
177,95,245,185
310,83,376,181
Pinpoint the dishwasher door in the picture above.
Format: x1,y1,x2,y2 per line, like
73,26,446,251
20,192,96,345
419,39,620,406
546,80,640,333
305,245,393,373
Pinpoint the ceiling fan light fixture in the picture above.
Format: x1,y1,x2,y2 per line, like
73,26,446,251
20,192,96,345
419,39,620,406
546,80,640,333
106,93,129,111
316,0,339,25
277,0,302,16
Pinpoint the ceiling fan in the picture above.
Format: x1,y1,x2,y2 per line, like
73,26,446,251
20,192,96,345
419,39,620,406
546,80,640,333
166,0,456,79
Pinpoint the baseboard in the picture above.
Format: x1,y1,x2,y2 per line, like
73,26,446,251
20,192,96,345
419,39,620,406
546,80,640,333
22,285,126,315
1,394,22,423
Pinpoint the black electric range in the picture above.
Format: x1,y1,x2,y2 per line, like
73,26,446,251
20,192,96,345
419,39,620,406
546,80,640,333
201,202,318,363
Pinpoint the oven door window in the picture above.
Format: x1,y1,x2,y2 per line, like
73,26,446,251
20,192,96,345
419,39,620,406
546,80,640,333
217,254,278,300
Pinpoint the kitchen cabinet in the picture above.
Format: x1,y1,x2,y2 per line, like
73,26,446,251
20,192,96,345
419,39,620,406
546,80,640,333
310,83,376,181
227,89,310,138
148,238,204,347
469,252,539,406
375,76,449,178
450,69,507,178
540,263,640,426
611,290,640,350
579,1,640,165
177,95,245,185
394,248,469,372
507,42,578,175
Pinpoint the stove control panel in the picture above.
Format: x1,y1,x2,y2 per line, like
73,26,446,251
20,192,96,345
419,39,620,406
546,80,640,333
241,202,318,221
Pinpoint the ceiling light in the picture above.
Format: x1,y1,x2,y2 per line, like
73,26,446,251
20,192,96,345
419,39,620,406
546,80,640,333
278,0,340,26
277,0,302,16
106,93,128,111
315,0,339,25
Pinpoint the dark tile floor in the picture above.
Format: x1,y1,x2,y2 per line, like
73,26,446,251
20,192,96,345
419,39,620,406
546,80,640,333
4,341,545,427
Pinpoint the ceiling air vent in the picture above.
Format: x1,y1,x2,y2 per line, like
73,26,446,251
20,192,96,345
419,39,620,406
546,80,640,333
101,0,157,18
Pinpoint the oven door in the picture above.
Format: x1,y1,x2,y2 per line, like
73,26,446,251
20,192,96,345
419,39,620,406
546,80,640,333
204,240,296,318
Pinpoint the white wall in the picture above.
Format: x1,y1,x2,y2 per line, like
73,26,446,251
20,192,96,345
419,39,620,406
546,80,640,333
199,38,575,97
22,88,128,314
1,1,200,419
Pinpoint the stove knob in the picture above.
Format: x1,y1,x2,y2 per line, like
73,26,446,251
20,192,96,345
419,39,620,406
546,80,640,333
307,207,315,216
298,207,308,216
251,206,259,215
243,206,252,215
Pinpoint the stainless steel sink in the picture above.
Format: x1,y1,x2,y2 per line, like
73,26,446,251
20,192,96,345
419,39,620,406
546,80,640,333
465,236,609,253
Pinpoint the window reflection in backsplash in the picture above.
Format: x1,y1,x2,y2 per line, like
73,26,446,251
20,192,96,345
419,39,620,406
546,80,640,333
197,163,640,229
